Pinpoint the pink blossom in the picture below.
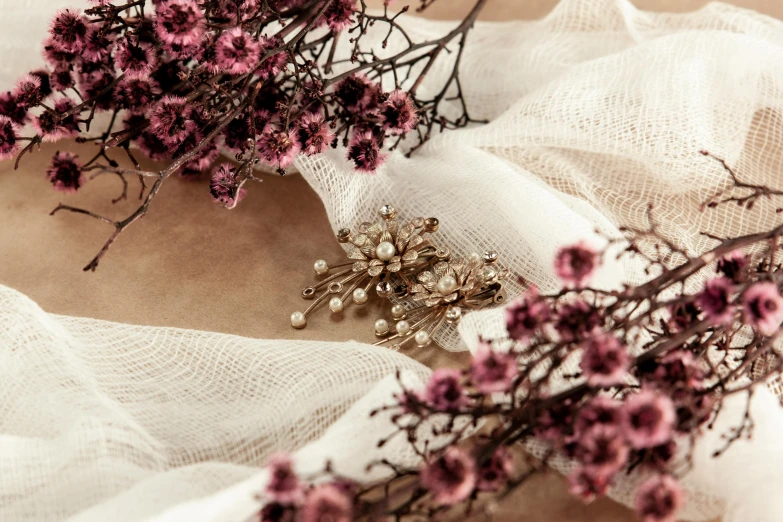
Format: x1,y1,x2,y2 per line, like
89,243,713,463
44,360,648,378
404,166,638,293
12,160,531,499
155,0,205,46
265,453,301,504
579,333,630,388
46,151,84,193
296,112,333,156
113,75,160,113
554,241,599,287
0,116,19,161
534,399,574,441
149,95,196,147
222,114,254,153
668,301,700,333
258,128,300,170
114,39,158,76
469,343,517,394
555,299,602,342
0,92,28,125
50,67,75,92
334,74,378,113
634,475,683,522
717,249,748,283
299,484,352,522
82,26,113,63
216,28,261,75
183,140,219,173
576,426,629,476
258,501,293,522
743,282,783,336
13,74,43,109
505,286,551,341
420,447,477,505
424,368,468,412
34,98,81,142
43,37,76,66
574,396,622,435
476,446,513,491
651,350,704,387
696,277,735,326
210,164,247,208
568,466,610,503
621,390,676,449
319,0,356,32
256,36,287,80
29,70,53,99
381,89,418,135
77,69,116,111
49,10,89,54
347,129,385,172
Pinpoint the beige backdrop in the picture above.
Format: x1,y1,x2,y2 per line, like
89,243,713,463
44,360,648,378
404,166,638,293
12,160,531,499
0,1,765,520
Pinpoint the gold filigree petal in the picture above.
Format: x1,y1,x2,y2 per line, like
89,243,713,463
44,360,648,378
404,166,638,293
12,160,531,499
411,284,428,294
407,235,424,249
380,230,393,244
361,244,377,258
396,223,415,251
387,219,399,237
348,248,368,260
352,261,369,272
366,222,383,243
425,297,444,307
402,250,419,261
387,261,402,273
352,234,368,247
368,265,384,277
418,271,436,283
450,259,467,278
413,293,430,301
434,261,450,278
444,292,459,303
424,282,438,292
369,259,384,266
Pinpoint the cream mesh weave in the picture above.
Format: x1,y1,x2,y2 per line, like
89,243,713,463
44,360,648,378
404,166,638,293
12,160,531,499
3,0,783,520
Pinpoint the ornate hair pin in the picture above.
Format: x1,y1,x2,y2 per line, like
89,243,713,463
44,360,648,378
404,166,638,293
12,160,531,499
290,204,507,352
290,204,441,329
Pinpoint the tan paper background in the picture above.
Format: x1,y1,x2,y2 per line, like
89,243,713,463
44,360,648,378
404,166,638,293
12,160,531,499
1,1,770,520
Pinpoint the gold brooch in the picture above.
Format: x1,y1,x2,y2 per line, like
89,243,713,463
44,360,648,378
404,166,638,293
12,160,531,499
290,204,507,351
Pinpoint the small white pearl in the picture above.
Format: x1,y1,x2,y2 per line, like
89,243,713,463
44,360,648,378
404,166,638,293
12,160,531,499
391,304,406,319
414,330,430,347
396,320,411,336
375,319,389,335
437,275,458,295
352,288,368,305
314,259,329,275
375,241,396,261
329,297,344,313
468,252,482,265
290,311,307,329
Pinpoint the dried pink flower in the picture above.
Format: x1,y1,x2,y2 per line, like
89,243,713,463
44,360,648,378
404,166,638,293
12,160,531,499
576,426,629,476
579,333,630,388
258,501,294,522
381,90,418,135
420,447,477,505
114,39,158,76
743,282,783,336
717,249,748,283
347,129,385,172
696,277,735,326
334,74,378,113
296,112,333,156
299,484,352,522
258,128,301,170
34,98,81,142
424,368,468,412
216,28,261,75
621,390,676,449
505,286,551,341
155,0,205,46
149,95,196,147
50,67,75,92
319,0,356,32
113,76,160,113
13,74,43,109
476,446,513,492
555,299,602,342
82,26,113,63
256,36,287,80
0,92,28,125
49,10,89,54
634,475,683,522
554,241,599,287
574,396,622,435
265,453,302,504
469,343,518,394
210,164,246,208
46,151,84,193
568,466,610,503
0,116,19,160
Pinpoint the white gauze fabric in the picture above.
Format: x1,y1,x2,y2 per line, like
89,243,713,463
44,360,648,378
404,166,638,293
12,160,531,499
3,0,783,521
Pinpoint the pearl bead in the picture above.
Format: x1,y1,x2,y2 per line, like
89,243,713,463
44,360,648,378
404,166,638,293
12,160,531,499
414,330,430,347
375,241,396,261
375,319,389,335
468,252,482,265
396,320,411,336
391,304,406,319
329,297,344,313
445,307,462,323
290,311,307,329
314,259,329,275
436,275,458,295
352,288,368,305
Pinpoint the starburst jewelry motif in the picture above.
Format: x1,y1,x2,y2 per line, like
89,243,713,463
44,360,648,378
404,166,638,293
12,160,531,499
372,250,507,351
290,204,442,329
